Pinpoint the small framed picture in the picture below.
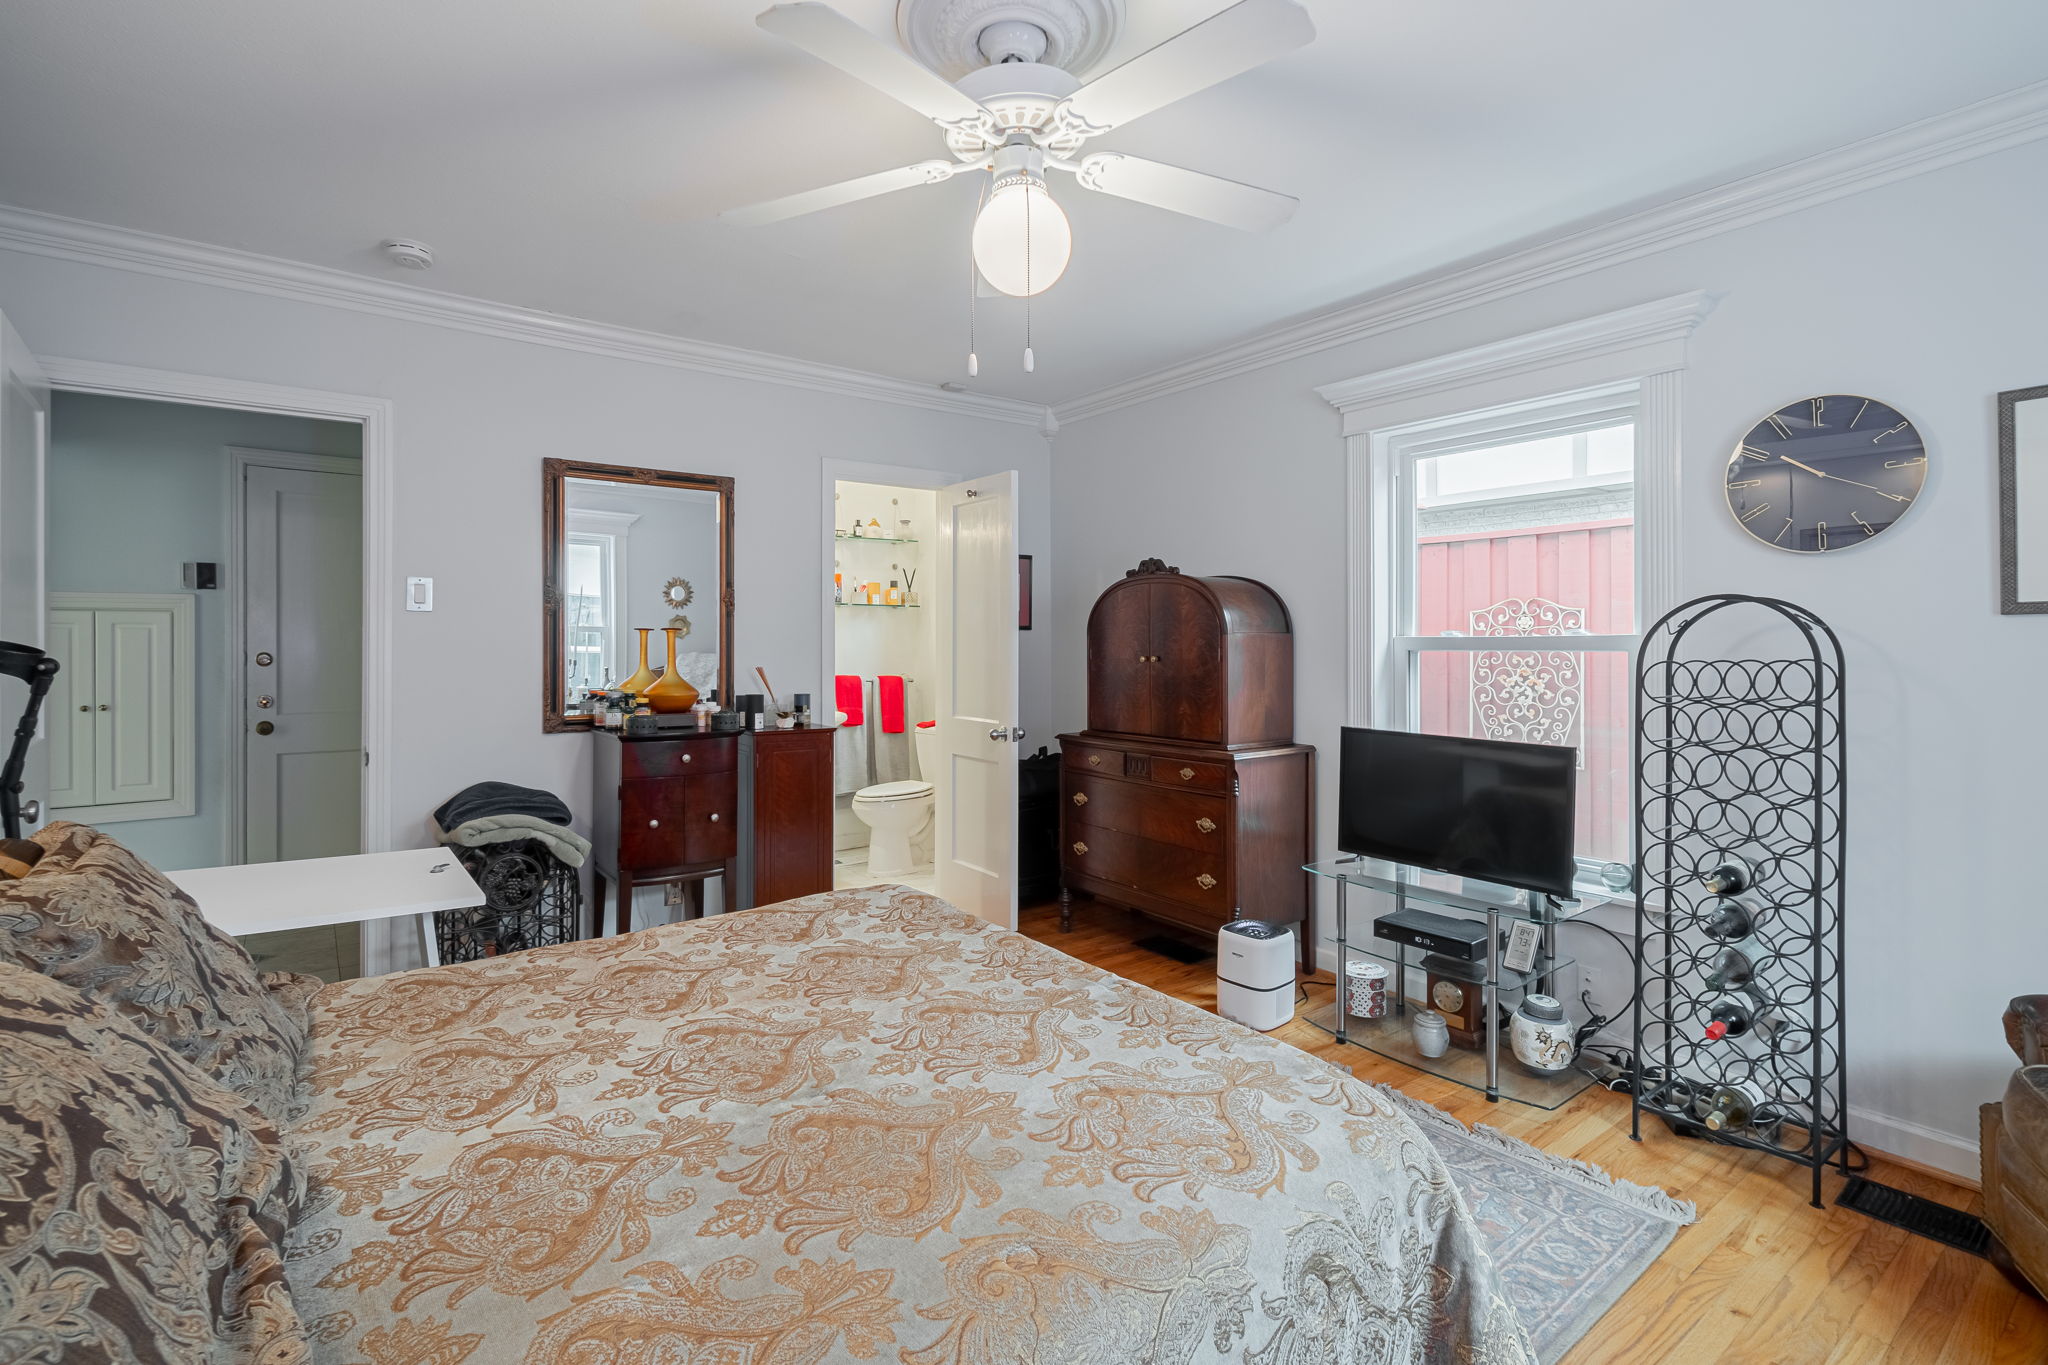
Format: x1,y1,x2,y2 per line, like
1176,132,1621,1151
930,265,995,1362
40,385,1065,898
1019,554,1034,630
1502,920,1542,974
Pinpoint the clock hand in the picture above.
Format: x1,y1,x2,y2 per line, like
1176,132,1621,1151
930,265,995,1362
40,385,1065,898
1778,455,1911,503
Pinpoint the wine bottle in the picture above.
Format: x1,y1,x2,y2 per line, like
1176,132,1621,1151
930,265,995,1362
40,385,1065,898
1700,898,1757,943
1700,1084,1758,1132
1703,947,1755,992
1700,854,1754,895
1702,988,1766,1041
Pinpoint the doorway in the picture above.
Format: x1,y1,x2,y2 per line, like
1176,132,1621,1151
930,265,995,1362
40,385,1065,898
824,462,1023,928
42,393,364,975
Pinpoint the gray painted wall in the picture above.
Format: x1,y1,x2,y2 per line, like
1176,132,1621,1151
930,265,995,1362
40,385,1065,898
1050,137,2048,1177
46,391,361,870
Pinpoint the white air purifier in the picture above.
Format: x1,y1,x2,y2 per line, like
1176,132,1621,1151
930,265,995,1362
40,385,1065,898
1216,919,1296,1032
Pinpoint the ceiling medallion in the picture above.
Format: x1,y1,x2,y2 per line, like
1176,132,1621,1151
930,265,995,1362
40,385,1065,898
896,0,1124,82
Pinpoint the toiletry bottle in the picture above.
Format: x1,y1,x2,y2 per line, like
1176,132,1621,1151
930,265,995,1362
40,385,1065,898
886,579,901,606
867,581,882,604
834,572,843,604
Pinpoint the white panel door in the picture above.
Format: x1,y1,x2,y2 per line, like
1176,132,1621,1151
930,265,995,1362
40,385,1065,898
932,470,1020,928
0,311,50,832
44,610,91,809
94,608,176,805
244,464,362,863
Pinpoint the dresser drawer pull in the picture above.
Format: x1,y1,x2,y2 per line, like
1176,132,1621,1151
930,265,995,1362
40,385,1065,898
681,753,692,763
648,819,660,828
1072,792,1088,806
709,813,720,822
1072,841,1087,855
1195,817,1217,834
1087,754,1101,766
1179,767,1196,782
1195,873,1217,891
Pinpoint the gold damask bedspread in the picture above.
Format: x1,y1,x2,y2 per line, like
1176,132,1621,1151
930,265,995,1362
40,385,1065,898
284,886,1534,1364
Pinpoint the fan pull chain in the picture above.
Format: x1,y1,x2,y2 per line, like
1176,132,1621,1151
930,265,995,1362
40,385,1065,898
966,172,988,378
1023,180,1035,373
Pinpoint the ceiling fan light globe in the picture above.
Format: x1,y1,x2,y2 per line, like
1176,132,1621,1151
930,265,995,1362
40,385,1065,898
971,178,1071,297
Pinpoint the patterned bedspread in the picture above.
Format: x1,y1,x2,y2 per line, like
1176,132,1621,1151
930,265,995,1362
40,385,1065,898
285,886,1533,1364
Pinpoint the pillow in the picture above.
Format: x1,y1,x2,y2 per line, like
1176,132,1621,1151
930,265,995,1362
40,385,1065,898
0,823,317,1128
0,960,309,1365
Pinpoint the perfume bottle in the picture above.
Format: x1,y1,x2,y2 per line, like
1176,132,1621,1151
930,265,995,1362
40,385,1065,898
885,579,902,606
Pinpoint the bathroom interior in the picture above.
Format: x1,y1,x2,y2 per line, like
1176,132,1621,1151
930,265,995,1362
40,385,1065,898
831,479,938,893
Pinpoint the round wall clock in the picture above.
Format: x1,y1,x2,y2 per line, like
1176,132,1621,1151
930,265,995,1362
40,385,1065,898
1725,395,1927,553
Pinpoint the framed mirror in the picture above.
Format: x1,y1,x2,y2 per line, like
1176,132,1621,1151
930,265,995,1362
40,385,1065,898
542,459,734,731
2001,384,2048,614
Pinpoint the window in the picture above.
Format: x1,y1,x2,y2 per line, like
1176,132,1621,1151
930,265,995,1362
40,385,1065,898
564,531,615,694
1389,393,1642,866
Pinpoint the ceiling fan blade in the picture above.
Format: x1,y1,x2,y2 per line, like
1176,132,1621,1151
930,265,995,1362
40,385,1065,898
1055,0,1313,136
1070,152,1296,231
757,3,990,132
721,160,964,225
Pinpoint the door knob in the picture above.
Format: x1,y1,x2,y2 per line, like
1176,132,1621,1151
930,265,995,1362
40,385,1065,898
19,800,40,823
256,695,274,709
77,704,87,713
97,704,110,712
254,721,275,736
255,652,273,667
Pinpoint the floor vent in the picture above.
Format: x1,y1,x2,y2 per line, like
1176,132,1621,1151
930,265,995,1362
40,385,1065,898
1837,1176,1991,1257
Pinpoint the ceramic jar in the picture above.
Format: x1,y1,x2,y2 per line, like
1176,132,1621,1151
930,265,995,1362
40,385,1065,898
1510,994,1575,1073
1411,1009,1450,1058
1343,960,1388,1020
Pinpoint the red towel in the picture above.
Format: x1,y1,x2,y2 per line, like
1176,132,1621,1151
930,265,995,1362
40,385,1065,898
834,674,863,728
878,675,906,734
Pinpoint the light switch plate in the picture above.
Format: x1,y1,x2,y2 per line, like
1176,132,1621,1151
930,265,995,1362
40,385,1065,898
406,577,433,612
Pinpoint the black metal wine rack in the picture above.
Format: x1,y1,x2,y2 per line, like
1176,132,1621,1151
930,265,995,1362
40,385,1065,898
1631,595,1848,1207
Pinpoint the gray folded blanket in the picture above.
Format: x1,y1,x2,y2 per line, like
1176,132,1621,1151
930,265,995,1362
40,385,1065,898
432,782,588,868
435,813,592,868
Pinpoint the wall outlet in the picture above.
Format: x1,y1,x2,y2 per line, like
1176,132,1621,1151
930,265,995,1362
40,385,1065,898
664,883,686,906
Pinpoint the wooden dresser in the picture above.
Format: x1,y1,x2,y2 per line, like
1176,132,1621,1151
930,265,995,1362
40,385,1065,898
592,725,832,932
1058,560,1313,955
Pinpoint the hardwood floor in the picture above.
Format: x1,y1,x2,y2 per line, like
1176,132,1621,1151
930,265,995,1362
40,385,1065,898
1019,902,2048,1365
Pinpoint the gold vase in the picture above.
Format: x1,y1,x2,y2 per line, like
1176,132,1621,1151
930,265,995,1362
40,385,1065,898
617,627,659,701
644,627,700,713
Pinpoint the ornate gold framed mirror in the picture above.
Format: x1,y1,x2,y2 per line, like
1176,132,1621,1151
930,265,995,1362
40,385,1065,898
541,459,733,732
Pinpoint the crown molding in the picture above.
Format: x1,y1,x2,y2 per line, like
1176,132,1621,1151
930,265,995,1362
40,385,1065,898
1316,290,1713,433
1057,78,2048,426
0,204,1051,429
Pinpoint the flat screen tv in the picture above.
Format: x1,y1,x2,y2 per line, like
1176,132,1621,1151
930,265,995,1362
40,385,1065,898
1337,726,1578,898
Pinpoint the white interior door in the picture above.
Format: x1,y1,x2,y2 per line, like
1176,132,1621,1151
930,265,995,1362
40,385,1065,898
244,463,362,863
932,470,1020,927
0,312,51,833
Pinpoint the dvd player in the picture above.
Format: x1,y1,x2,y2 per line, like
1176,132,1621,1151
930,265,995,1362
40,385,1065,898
1371,908,1491,962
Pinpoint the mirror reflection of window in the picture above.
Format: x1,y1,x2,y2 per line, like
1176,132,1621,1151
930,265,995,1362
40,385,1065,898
564,533,614,695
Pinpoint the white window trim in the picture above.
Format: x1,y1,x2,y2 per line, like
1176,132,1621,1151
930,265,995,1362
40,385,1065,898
1319,291,1708,734
566,508,638,689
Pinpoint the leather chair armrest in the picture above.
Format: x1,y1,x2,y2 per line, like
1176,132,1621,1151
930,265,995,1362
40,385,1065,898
2006,996,2048,1065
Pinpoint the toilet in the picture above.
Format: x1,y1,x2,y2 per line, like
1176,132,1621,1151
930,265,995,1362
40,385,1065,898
851,723,939,877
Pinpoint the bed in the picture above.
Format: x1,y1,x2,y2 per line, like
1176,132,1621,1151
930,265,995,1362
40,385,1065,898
0,825,1534,1364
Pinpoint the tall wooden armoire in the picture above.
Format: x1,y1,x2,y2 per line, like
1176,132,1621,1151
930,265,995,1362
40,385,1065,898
1057,559,1313,956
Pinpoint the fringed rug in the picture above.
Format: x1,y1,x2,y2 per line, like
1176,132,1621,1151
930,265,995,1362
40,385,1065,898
1381,1084,1697,1364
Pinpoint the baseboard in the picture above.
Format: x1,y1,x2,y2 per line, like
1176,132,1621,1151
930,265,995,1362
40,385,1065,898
1850,1106,1980,1186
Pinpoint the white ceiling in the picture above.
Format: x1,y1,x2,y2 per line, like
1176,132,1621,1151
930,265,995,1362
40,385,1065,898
3,0,2045,406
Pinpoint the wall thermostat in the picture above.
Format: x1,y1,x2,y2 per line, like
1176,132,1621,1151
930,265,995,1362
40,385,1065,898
182,562,218,590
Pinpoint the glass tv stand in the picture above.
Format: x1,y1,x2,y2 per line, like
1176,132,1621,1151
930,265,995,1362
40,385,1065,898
1303,857,1625,1107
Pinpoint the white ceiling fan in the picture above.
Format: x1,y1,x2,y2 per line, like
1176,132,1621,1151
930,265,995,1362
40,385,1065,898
721,0,1315,303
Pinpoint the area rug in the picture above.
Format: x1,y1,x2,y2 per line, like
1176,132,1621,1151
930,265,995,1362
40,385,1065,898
1379,1083,1697,1364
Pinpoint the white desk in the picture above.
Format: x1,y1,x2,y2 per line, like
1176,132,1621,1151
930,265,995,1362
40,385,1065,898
170,848,484,969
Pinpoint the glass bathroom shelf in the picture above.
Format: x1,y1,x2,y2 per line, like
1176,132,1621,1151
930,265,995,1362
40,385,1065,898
834,602,921,609
834,533,919,543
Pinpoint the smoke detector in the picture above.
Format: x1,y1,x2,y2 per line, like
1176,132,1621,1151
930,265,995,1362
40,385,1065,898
381,239,434,270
